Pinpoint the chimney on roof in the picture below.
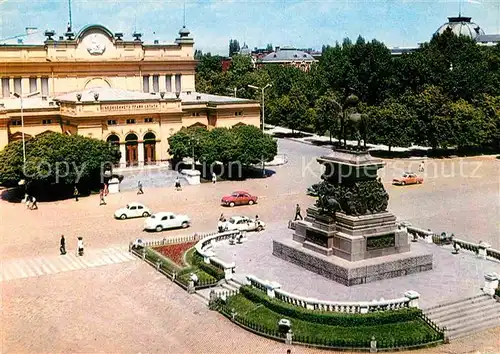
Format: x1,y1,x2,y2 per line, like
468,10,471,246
275,46,280,52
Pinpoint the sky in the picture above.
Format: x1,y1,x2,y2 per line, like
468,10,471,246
1,0,499,55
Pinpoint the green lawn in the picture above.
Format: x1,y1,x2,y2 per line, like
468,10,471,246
226,294,439,346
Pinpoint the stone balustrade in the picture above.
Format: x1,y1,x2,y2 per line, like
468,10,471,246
245,274,419,313
194,230,240,280
405,225,434,244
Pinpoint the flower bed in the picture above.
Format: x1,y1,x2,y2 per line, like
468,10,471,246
153,242,197,266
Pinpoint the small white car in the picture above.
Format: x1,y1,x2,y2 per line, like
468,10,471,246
144,212,191,232
222,216,265,232
114,202,152,220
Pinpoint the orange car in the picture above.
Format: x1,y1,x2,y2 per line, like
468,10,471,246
392,172,423,186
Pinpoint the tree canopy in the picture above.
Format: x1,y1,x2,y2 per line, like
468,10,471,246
195,32,500,151
0,132,120,189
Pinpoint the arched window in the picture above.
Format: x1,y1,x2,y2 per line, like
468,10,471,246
106,134,119,146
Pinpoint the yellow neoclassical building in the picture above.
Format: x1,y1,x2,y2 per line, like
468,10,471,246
0,24,260,166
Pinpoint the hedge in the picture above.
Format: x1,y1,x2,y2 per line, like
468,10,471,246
197,261,225,281
239,286,421,327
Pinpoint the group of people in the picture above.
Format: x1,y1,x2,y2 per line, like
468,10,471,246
59,234,85,256
23,194,38,210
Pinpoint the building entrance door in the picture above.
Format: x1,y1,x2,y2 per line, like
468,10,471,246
143,132,156,164
125,133,139,166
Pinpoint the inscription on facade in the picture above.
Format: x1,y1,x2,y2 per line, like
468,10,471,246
101,103,160,112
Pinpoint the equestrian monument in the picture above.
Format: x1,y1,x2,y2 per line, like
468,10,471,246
273,148,433,286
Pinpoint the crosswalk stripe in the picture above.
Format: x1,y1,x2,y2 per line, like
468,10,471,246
102,248,127,263
25,259,45,276
41,258,60,274
1,246,137,282
2,263,16,281
13,262,32,278
50,257,70,272
97,251,116,265
32,258,53,275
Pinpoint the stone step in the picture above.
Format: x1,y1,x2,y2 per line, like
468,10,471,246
192,291,209,306
220,281,239,292
447,314,500,340
433,299,500,326
427,297,497,321
424,294,490,316
438,305,500,331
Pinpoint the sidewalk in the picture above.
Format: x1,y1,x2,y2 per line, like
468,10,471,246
264,124,434,153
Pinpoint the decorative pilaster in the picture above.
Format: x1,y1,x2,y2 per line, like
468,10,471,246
478,241,491,259
119,144,126,167
483,272,499,296
404,290,420,308
138,141,144,167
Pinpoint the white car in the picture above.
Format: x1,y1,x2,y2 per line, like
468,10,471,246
222,216,265,232
144,212,191,232
114,202,152,220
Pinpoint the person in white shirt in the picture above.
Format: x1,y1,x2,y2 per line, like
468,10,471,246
212,172,217,184
77,237,84,256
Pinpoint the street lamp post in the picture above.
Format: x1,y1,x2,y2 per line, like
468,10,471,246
248,84,272,177
11,91,39,186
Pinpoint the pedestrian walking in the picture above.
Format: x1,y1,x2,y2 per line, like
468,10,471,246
212,172,217,184
137,181,144,195
60,235,66,255
73,186,79,201
103,183,109,196
76,236,84,256
30,196,38,210
99,189,106,205
294,204,303,221
418,161,425,173
175,177,182,191
25,194,31,209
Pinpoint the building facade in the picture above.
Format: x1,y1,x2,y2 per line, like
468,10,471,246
0,24,260,166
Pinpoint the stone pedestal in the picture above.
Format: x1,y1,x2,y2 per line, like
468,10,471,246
273,148,433,286
108,177,120,194
180,169,201,185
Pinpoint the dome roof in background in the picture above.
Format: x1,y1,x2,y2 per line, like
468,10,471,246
260,47,315,62
434,16,485,40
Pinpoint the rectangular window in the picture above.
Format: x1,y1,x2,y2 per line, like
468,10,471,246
144,118,153,123
126,119,136,124
29,77,37,93
175,74,181,92
1,78,9,98
107,120,117,125
41,77,49,96
143,75,150,93
152,75,159,93
42,119,52,125
14,78,22,94
234,111,243,116
11,119,22,126
191,112,200,117
165,75,172,92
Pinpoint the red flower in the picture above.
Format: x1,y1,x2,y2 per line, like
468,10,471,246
154,242,197,266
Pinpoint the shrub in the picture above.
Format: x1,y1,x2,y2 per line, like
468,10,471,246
198,261,225,281
239,286,421,327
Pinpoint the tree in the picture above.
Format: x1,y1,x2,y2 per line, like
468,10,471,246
229,39,240,57
167,125,277,173
366,103,414,151
0,132,120,190
266,43,273,52
194,49,203,60
447,99,491,149
315,91,341,142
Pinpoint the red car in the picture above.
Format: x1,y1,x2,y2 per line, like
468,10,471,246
392,172,424,186
221,191,258,207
